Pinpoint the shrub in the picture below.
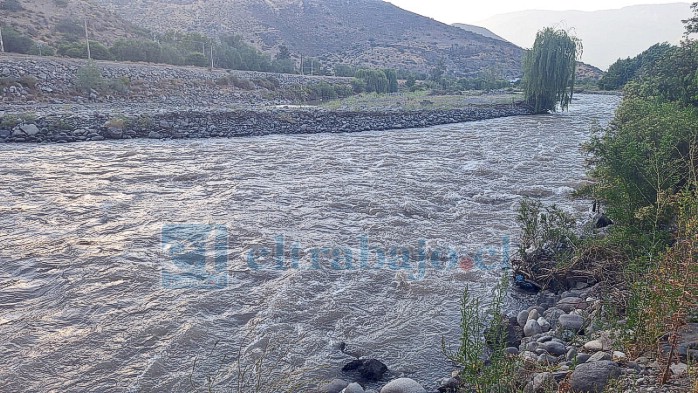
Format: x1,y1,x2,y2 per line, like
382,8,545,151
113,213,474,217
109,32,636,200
1,27,33,54
185,52,209,67
442,276,521,392
58,41,113,60
55,18,84,37
75,62,105,92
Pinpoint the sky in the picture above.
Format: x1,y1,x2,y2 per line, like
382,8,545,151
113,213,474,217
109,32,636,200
387,0,688,23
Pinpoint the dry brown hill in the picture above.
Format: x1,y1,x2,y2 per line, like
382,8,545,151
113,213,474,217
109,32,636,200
0,0,144,47
85,0,525,77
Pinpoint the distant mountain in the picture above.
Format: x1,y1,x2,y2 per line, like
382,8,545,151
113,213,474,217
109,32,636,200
477,3,692,69
452,23,508,42
85,0,524,77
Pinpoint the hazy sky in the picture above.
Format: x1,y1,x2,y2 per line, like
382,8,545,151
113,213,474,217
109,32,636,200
387,0,688,23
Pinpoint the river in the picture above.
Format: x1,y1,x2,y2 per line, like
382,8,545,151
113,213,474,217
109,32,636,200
0,94,620,392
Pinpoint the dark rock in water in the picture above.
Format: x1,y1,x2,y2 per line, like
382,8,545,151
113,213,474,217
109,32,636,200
513,274,541,293
342,359,388,381
593,213,613,229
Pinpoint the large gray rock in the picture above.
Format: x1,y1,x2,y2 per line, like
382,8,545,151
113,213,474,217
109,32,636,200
568,361,620,393
541,340,568,356
524,319,542,337
524,372,558,393
19,124,40,136
557,297,587,312
587,351,612,362
380,378,426,393
559,314,585,332
517,310,529,327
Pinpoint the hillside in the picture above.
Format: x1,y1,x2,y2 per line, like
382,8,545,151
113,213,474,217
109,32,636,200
0,0,144,47
84,0,524,78
476,3,692,69
452,23,508,42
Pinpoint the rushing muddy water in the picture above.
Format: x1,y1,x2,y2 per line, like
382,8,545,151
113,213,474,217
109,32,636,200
0,94,620,392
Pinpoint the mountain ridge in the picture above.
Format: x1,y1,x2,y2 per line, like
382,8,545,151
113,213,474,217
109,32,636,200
85,0,524,77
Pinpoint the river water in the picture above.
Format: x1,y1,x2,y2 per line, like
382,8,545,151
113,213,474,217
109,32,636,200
0,94,620,392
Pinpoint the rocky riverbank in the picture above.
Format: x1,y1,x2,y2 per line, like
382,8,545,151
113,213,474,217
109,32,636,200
0,104,534,143
0,54,535,143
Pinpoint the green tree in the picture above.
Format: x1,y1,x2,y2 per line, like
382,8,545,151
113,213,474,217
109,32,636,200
384,69,399,93
522,27,581,113
355,69,389,93
683,2,698,35
1,27,33,53
276,45,291,60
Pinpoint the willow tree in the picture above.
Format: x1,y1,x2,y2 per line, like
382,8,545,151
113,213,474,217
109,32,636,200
522,27,582,113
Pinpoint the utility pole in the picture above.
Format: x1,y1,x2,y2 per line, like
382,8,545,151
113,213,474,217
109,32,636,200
0,25,5,53
84,20,91,60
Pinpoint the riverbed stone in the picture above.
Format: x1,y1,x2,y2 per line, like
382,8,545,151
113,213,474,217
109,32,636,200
528,309,540,321
559,314,585,332
517,310,529,327
537,317,551,332
19,123,40,136
541,340,568,356
524,372,558,393
583,338,611,352
557,297,587,312
588,351,612,362
524,319,542,337
568,360,620,393
380,378,426,393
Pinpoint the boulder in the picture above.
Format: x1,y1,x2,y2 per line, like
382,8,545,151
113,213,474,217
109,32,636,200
380,378,426,393
19,123,40,136
541,340,568,356
517,310,529,328
320,379,349,393
568,360,620,393
524,372,558,393
524,319,542,337
583,338,611,352
557,297,587,312
587,352,612,362
559,314,585,332
342,359,388,382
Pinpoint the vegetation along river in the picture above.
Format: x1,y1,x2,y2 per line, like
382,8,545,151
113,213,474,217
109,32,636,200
0,94,620,391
